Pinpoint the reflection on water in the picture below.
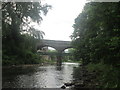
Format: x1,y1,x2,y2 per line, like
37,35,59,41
2,62,79,88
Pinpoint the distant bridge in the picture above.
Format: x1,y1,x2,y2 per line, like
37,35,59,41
36,39,73,52
36,39,74,66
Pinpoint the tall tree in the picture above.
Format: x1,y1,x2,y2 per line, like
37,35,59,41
2,2,51,65
72,2,120,65
71,2,120,88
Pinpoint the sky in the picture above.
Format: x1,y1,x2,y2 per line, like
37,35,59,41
35,0,87,41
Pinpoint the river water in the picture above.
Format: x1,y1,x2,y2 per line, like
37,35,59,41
2,62,80,88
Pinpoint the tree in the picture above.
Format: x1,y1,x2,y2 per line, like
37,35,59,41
71,2,120,87
72,2,120,65
2,2,51,65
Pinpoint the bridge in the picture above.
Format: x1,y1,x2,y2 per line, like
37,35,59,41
38,52,73,56
36,39,73,52
36,39,73,65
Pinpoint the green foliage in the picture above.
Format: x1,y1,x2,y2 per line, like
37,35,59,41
47,49,57,52
2,2,51,65
87,63,120,88
72,2,120,88
72,2,120,65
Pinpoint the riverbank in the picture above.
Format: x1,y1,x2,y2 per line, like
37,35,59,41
61,63,120,88
61,64,98,89
72,65,99,88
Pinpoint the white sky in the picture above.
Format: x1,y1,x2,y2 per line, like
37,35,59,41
35,0,87,41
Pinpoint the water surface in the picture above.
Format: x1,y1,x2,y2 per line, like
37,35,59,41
2,62,79,88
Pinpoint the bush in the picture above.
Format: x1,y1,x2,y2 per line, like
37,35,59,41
87,63,120,88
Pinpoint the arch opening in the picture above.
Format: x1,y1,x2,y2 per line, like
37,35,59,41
37,46,58,62
62,48,75,62
62,48,75,53
37,45,58,53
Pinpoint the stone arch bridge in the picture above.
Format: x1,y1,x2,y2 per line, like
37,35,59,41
36,39,73,52
36,39,73,65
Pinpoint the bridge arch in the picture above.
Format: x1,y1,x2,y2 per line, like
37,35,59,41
36,39,73,53
37,45,58,52
62,47,74,52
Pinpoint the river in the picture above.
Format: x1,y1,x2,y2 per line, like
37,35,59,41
2,62,80,88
